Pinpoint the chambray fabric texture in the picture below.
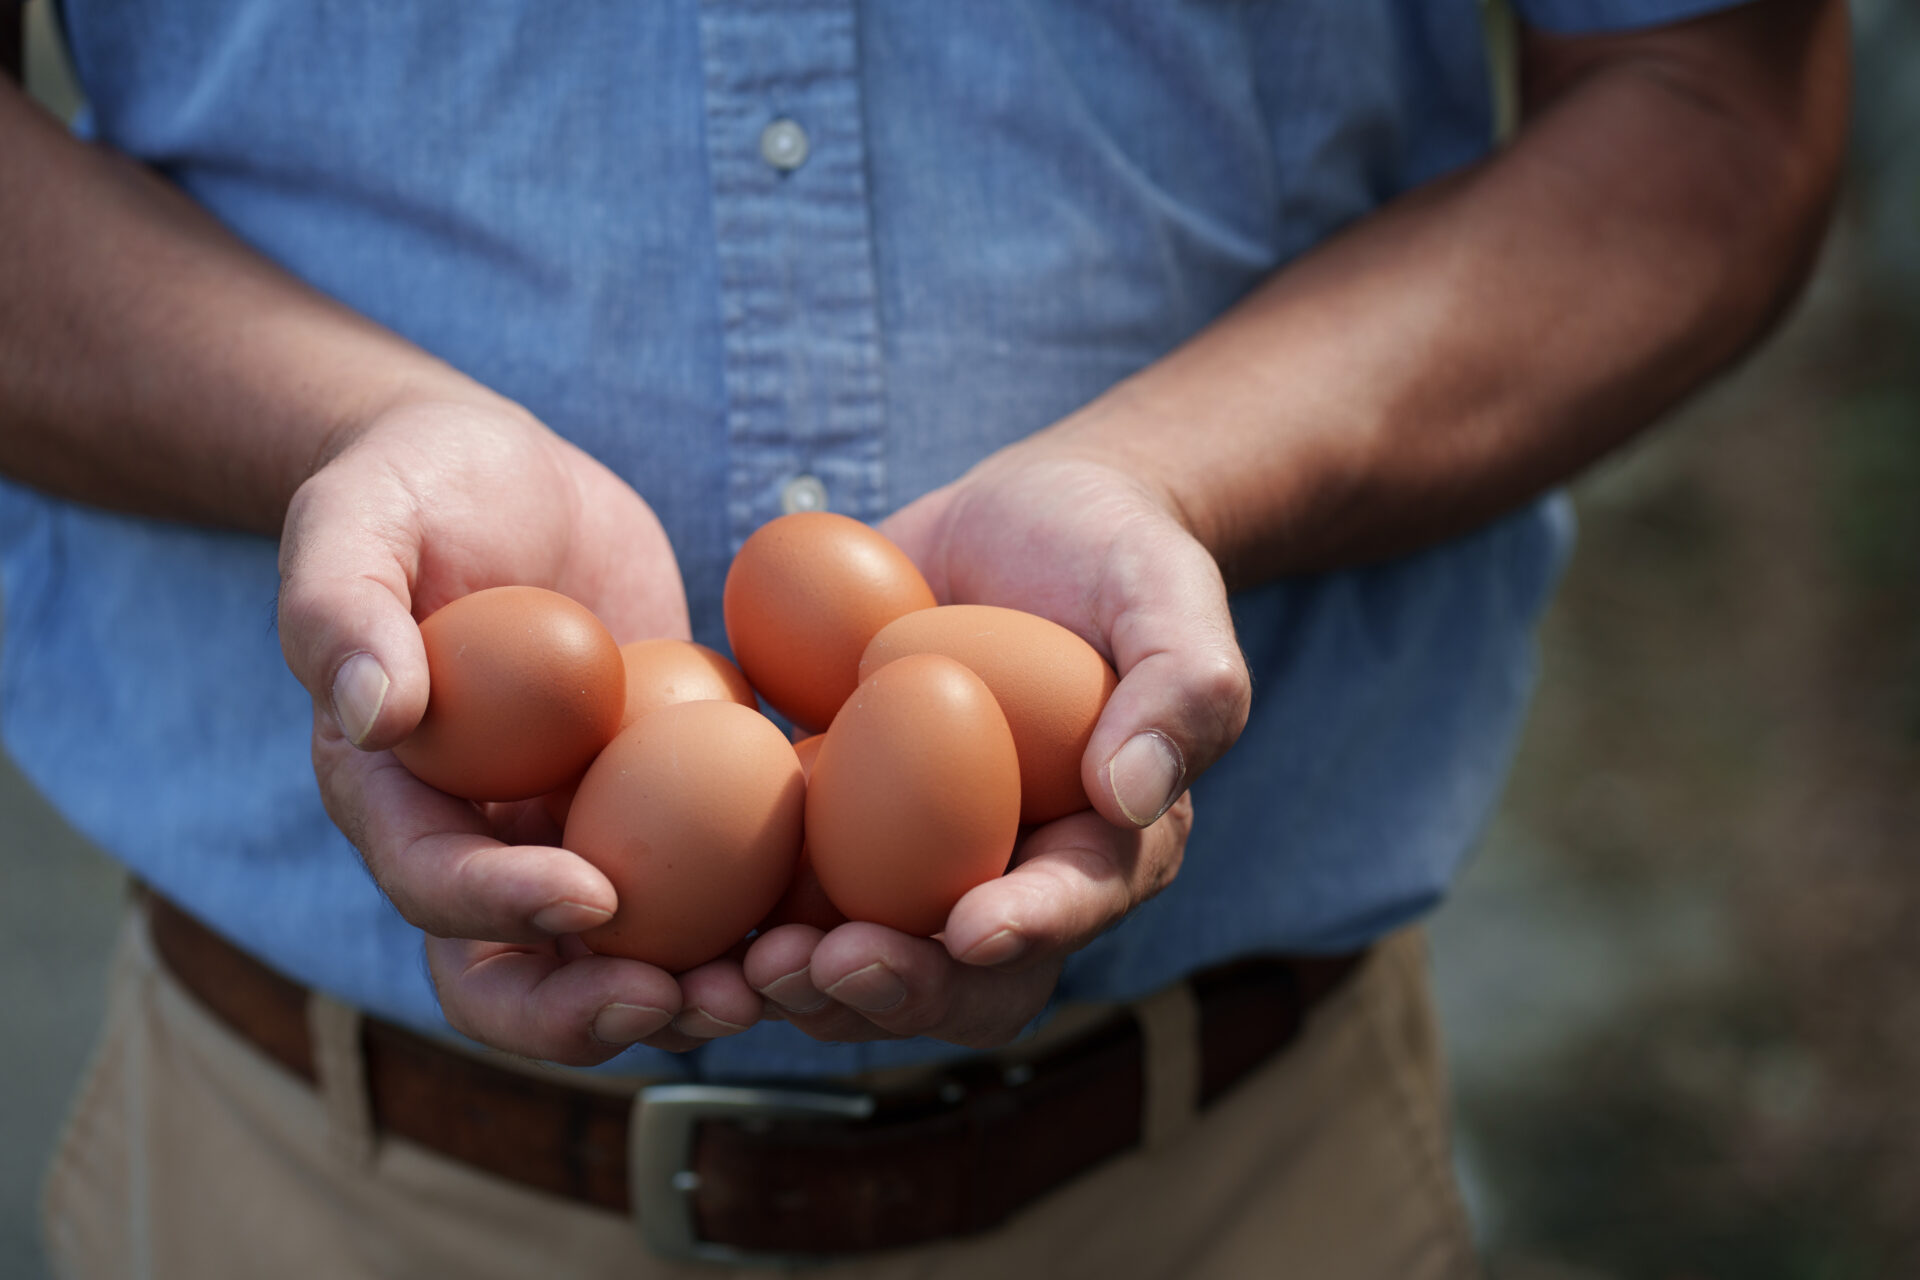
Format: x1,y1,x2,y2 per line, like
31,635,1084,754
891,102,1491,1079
0,0,1737,1079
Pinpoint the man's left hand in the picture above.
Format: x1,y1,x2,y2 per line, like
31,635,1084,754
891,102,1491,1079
713,445,1250,1047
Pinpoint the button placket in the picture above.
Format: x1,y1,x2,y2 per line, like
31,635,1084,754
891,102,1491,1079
700,1,888,551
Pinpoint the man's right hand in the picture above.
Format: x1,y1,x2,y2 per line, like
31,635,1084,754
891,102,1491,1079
277,400,760,1064
1,78,773,1065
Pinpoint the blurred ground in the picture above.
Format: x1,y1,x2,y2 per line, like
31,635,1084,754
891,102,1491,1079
1,16,124,1280
4,4,1917,1279
1433,208,1920,1277
1429,6,1920,1267
0,741,122,1280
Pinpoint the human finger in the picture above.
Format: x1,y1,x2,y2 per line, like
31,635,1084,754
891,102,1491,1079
667,953,767,1042
1083,523,1250,829
745,802,1189,1047
743,925,893,1043
425,937,683,1067
942,798,1191,970
803,923,1065,1049
313,710,617,942
744,924,832,1013
277,445,434,752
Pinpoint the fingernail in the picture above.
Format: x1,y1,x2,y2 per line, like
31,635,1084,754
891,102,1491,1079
1108,731,1185,827
531,901,613,935
672,1009,752,1039
825,962,907,1014
960,929,1027,968
590,1002,669,1046
760,969,830,1014
331,652,389,746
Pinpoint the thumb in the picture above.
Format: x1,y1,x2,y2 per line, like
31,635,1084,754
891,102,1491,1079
1083,522,1250,829
873,482,955,603
276,460,430,752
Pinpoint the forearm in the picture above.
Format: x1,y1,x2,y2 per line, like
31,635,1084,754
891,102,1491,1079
1048,0,1847,587
0,80,509,534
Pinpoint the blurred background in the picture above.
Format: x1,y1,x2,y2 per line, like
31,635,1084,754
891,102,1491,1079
3,2,1915,1277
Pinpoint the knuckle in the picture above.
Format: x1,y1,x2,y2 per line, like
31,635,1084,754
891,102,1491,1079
275,578,333,665
1189,650,1252,729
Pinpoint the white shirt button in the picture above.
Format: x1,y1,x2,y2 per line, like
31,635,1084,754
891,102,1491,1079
759,118,810,172
780,474,828,514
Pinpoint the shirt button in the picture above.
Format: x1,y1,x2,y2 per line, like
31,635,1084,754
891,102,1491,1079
780,475,828,515
760,118,810,172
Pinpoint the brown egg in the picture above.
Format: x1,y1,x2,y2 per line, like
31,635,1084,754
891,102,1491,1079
806,653,1020,936
564,700,804,972
393,586,624,802
723,511,936,731
861,604,1118,824
616,638,758,728
541,639,759,829
756,734,849,933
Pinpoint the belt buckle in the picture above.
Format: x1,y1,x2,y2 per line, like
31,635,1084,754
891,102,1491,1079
631,1082,876,1265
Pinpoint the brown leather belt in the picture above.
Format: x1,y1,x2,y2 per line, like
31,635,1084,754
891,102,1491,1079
145,891,1362,1261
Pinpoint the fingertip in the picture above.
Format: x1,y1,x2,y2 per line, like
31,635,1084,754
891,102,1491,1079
673,959,766,1039
945,811,1148,963
329,620,431,752
743,923,827,991
524,852,621,931
939,870,1032,963
331,652,390,747
529,900,614,936
822,960,909,1014
285,589,430,752
278,476,430,750
758,968,831,1015
380,835,616,945
954,927,1028,968
1101,729,1186,828
590,1001,675,1047
1082,645,1247,830
805,921,910,989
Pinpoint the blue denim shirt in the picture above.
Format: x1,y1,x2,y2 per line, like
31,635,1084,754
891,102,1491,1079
1,0,1734,1077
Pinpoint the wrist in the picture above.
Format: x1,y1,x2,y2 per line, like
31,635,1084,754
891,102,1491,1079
306,367,535,485
1033,367,1350,590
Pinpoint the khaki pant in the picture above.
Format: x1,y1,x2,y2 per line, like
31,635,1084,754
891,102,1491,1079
41,914,1479,1279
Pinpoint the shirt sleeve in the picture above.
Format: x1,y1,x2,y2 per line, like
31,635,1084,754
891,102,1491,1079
1510,0,1753,35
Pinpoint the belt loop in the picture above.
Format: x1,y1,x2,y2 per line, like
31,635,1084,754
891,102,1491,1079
1134,978,1201,1150
307,992,376,1169
626,1087,653,1234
